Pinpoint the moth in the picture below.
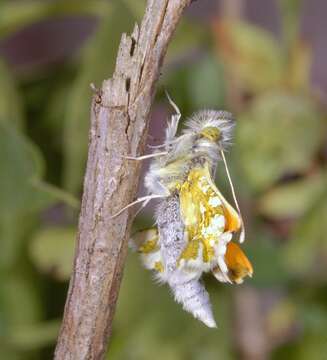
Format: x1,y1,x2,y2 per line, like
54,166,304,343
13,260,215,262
115,94,253,328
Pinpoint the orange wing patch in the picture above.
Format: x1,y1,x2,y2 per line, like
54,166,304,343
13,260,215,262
225,242,253,284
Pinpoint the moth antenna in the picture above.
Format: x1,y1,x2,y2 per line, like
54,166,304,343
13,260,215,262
220,150,245,243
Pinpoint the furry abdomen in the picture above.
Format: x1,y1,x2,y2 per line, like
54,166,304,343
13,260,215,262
156,195,216,327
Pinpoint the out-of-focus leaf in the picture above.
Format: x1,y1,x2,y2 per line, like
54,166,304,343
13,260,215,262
167,18,207,64
0,123,44,267
267,298,297,343
283,190,327,277
213,20,284,92
245,229,289,287
0,123,76,214
0,0,110,37
273,301,327,359
0,272,42,328
0,123,44,215
0,213,37,270
29,227,75,281
63,2,135,195
0,60,24,129
292,302,327,357
279,0,303,48
301,302,327,333
258,171,327,219
121,0,146,20
0,123,77,268
0,271,43,358
32,180,79,209
7,319,60,350
290,335,327,360
43,81,71,150
236,92,325,191
187,53,226,109
160,65,193,112
286,40,312,91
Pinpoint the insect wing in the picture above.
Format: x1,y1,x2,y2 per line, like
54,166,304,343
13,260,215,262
131,228,164,273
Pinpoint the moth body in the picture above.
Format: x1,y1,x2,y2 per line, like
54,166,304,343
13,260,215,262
130,100,253,327
155,195,216,327
145,110,234,196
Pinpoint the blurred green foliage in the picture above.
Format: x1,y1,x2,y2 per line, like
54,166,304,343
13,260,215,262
0,0,326,359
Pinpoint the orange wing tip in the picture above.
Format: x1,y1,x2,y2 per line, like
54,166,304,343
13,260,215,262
222,202,242,233
225,242,253,284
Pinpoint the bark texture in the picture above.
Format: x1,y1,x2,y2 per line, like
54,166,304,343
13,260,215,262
54,1,191,359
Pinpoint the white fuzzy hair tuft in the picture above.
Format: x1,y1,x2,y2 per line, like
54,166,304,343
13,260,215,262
183,110,235,149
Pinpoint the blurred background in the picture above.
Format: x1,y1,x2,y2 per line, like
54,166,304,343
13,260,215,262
0,0,327,359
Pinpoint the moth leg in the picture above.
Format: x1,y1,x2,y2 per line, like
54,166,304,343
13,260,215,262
123,151,168,161
147,143,166,149
133,197,152,217
111,194,165,218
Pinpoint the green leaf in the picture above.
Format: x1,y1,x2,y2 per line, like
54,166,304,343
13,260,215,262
283,190,327,277
7,319,60,350
167,18,207,64
0,123,44,215
267,299,296,342
0,123,45,267
278,0,303,49
0,122,77,268
290,334,327,360
31,180,80,209
0,0,110,38
0,60,24,129
63,2,135,195
0,123,75,213
236,92,325,191
0,270,43,358
29,227,76,281
258,171,327,219
285,40,312,91
245,237,289,287
215,20,284,92
187,53,226,109
0,272,42,328
121,0,146,20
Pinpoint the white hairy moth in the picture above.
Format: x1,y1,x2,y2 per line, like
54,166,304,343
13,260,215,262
117,94,253,328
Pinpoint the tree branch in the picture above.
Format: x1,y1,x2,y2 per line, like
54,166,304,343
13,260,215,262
54,1,192,359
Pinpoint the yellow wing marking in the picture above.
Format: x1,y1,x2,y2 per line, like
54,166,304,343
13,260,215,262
179,163,241,264
131,228,164,274
203,163,242,233
179,239,200,261
132,228,159,253
154,261,164,272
